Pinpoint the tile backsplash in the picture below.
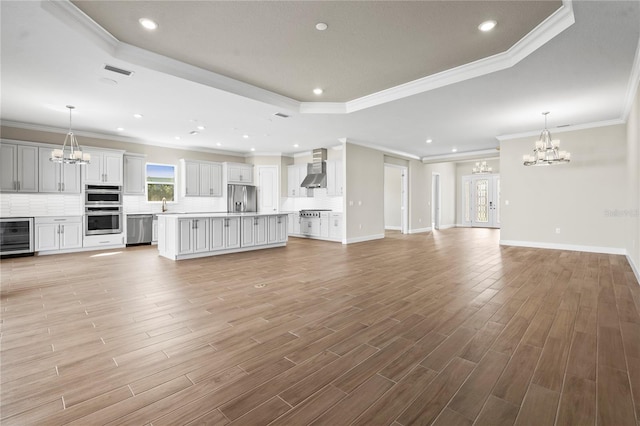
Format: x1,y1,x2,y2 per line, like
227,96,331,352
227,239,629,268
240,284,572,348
0,193,83,217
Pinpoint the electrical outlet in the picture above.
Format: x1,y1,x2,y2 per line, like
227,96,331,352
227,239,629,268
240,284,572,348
349,200,354,206
505,200,510,206
555,228,561,234
359,224,363,230
358,201,362,206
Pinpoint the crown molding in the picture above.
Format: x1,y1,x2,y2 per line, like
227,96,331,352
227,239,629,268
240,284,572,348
622,34,640,122
345,139,420,160
421,149,499,164
0,120,247,157
44,0,574,115
496,118,626,141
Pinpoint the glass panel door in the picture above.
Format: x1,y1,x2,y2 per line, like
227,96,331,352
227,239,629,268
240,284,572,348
461,174,500,229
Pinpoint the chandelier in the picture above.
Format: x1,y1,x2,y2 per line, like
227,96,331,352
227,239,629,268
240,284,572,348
50,105,90,165
523,112,570,166
472,161,493,174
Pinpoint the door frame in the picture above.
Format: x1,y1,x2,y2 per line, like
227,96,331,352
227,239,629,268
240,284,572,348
431,172,441,230
384,164,409,234
461,174,500,228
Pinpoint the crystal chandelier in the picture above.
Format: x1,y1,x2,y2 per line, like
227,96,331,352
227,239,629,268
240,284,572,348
523,112,570,166
50,105,90,165
472,161,493,174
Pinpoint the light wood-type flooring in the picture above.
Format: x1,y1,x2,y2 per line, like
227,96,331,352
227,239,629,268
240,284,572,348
1,228,640,425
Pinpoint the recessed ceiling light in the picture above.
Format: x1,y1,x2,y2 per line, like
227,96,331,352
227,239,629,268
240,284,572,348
175,136,181,140
139,18,158,30
426,139,433,144
250,148,256,152
116,127,124,131
315,22,328,31
133,113,143,119
243,134,249,139
478,20,497,32
99,77,118,86
216,142,221,146
293,144,299,148
313,88,323,95
196,125,205,130
190,131,199,135
452,148,458,153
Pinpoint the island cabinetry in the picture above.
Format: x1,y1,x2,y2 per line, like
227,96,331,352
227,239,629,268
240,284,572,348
158,213,287,260
178,218,209,255
211,217,240,250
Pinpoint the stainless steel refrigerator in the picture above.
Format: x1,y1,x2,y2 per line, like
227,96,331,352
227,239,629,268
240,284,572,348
227,184,257,212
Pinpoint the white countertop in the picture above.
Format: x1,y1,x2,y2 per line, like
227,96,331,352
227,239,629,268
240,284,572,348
156,211,289,219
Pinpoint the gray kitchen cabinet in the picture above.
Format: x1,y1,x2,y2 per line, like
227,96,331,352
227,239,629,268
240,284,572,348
211,217,240,250
326,160,343,196
124,154,146,195
287,164,308,197
35,216,83,252
177,218,209,255
226,162,253,184
241,215,267,247
181,159,222,197
1,142,38,192
38,147,80,193
84,149,123,185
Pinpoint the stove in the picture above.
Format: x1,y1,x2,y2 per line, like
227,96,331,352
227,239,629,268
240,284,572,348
299,209,331,218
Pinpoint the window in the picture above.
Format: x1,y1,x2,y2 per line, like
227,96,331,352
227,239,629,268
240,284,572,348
146,163,175,202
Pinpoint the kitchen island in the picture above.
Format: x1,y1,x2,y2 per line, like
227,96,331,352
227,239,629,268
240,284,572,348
157,212,287,260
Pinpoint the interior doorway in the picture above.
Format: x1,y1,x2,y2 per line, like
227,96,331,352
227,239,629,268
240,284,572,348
384,164,408,234
461,174,500,228
431,173,441,230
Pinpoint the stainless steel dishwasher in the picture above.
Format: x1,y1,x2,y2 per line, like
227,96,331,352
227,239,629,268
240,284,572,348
126,214,153,245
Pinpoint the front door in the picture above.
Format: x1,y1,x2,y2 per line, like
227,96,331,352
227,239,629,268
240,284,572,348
462,174,500,228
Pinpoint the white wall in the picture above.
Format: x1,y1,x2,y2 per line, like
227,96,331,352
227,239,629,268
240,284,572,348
384,165,402,229
408,159,430,232
424,162,457,229
500,124,628,253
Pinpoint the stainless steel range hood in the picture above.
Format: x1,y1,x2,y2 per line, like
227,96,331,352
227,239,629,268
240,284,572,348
300,148,327,189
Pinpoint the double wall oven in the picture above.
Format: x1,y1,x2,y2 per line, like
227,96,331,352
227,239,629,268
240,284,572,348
84,185,123,235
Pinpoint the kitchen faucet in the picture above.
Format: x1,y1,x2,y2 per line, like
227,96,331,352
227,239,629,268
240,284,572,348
161,197,167,212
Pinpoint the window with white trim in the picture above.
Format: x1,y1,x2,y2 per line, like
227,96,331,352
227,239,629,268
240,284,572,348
146,163,175,202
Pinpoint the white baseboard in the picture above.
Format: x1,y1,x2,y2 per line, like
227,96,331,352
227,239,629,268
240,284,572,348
345,234,385,244
385,226,401,231
627,254,640,286
439,224,457,230
500,239,626,255
409,227,431,234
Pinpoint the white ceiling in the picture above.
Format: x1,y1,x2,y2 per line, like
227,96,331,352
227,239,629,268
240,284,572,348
1,1,639,160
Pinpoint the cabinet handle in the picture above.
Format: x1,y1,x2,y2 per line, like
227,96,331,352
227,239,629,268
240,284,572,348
17,181,20,191
62,183,65,191
60,225,64,234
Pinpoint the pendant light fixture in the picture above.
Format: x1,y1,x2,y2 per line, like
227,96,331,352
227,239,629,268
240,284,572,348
50,105,90,165
472,161,493,174
523,112,570,166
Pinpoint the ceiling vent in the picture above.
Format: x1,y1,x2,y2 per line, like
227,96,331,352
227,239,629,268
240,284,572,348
274,112,289,118
104,65,133,76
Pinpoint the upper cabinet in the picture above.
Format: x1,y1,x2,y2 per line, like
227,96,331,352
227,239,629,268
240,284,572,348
326,160,343,197
180,159,222,197
287,164,308,198
0,142,38,193
225,162,253,184
124,154,146,195
84,149,123,185
38,147,81,193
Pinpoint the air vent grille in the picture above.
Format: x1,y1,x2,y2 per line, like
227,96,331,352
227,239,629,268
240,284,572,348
274,112,289,118
104,65,133,76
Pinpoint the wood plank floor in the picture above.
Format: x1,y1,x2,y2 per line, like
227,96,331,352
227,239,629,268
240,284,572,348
1,228,640,425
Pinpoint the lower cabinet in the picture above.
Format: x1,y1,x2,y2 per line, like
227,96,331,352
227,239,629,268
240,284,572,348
329,213,343,241
268,215,287,244
35,217,83,252
178,218,209,255
211,217,240,250
241,216,268,247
